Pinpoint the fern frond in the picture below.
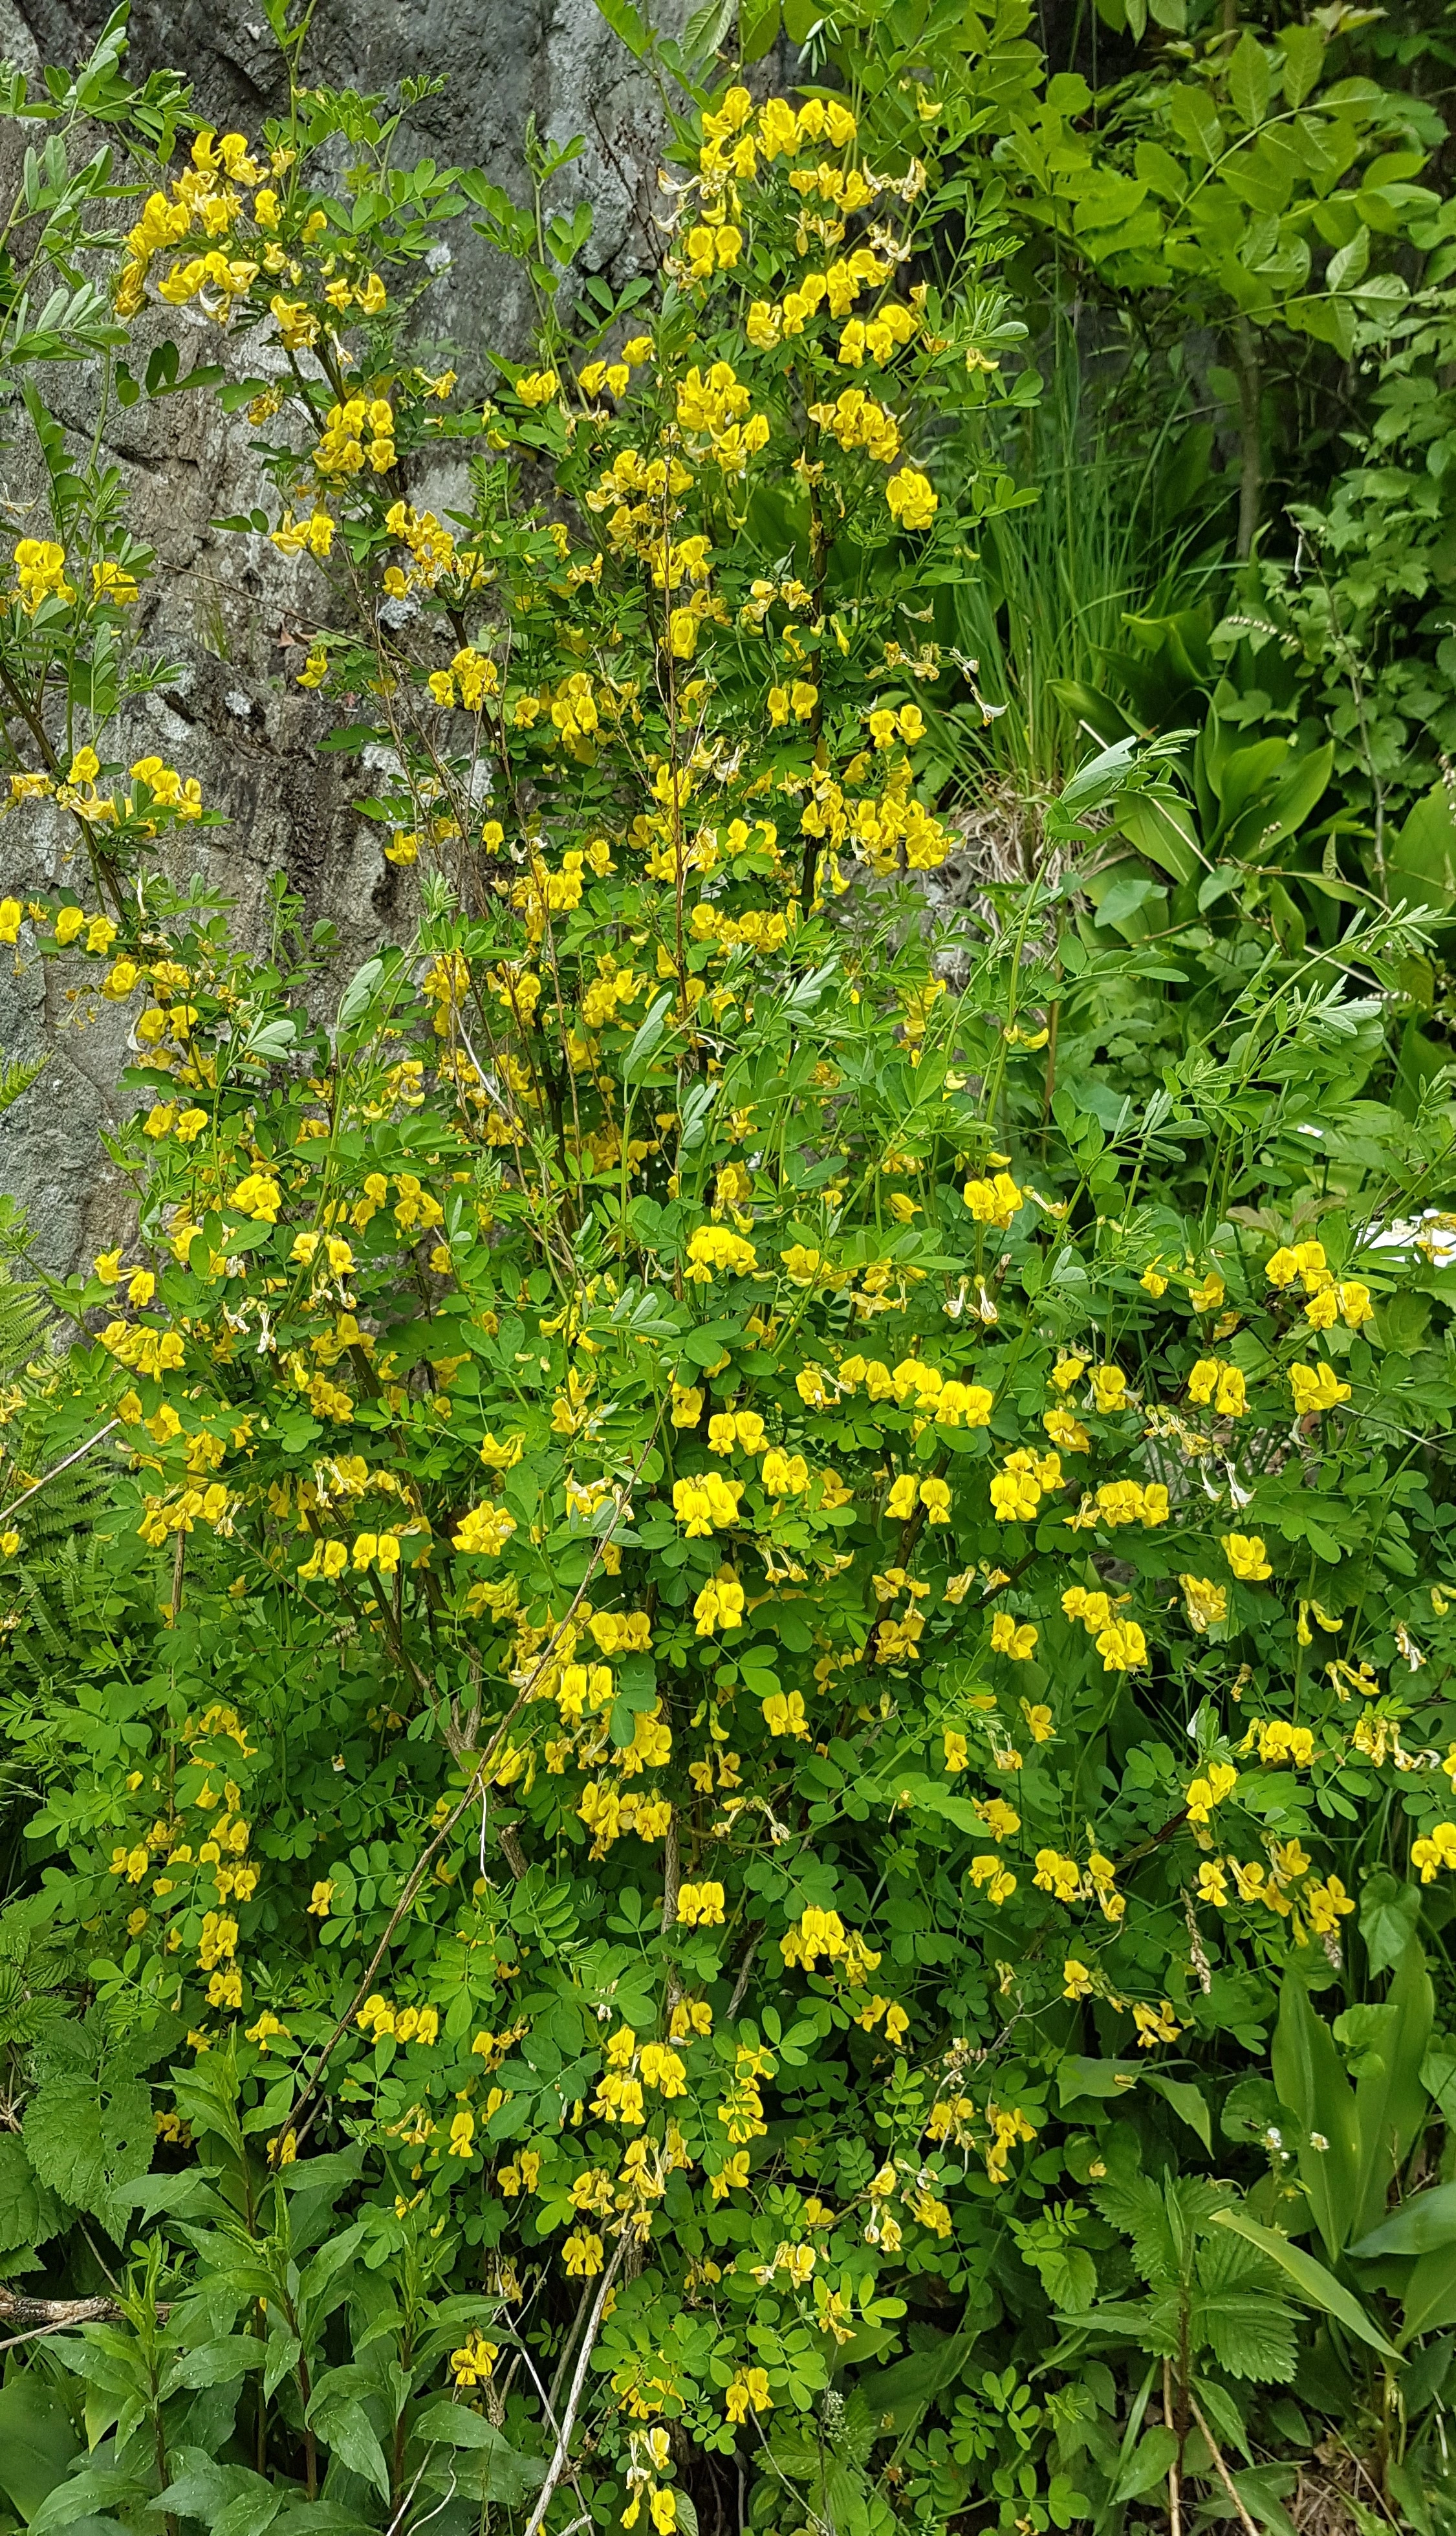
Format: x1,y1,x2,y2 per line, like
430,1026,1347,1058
0,1278,47,1375
0,1052,43,1119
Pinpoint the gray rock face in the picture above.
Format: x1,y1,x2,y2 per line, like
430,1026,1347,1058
0,0,671,1271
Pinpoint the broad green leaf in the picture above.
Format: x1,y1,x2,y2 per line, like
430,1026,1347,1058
0,2379,81,2526
1208,2211,1402,2361
1402,2238,1456,2344
1110,2424,1179,2504
1272,1970,1360,2260
1278,21,1325,107
1228,32,1272,127
306,2387,390,2503
413,2404,547,2500
1359,1872,1421,1976
738,0,779,54
1169,83,1223,161
591,0,651,52
22,2073,152,2237
1057,2055,1144,2106
1353,1943,1432,2242
1351,2182,1456,2260
1389,785,1456,911
1146,2073,1213,2150
156,2460,282,2536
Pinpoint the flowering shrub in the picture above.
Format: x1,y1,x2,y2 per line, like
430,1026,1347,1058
1,15,1455,2536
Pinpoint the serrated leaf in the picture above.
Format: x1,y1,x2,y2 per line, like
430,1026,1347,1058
1195,2289,1298,2382
0,2133,63,2253
23,2072,151,2234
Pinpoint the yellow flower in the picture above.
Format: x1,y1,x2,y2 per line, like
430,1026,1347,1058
886,467,937,530
1221,1532,1272,1582
1288,1361,1351,1416
1180,1575,1228,1633
763,1689,809,1740
942,1730,968,1773
990,1612,1038,1661
1184,1760,1239,1826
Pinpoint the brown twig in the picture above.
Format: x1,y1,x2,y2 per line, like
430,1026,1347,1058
0,2287,133,2345
1,1417,120,1521
1164,2358,1182,2536
523,2238,627,2536
727,1938,759,2021
1186,2392,1260,2536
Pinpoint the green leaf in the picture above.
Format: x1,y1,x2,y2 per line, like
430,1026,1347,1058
1145,2073,1213,2150
739,0,780,54
307,2387,390,2503
0,2378,81,2526
1111,2423,1180,2502
1208,2211,1402,2361
864,2331,981,2435
1228,32,1272,126
156,2460,282,2536
159,2334,266,2398
1169,83,1223,162
1389,785,1456,912
622,989,673,1077
1058,2055,1144,2107
1421,2034,1456,2123
1352,1943,1432,2242
1195,2288,1298,2383
1278,21,1325,107
1285,293,1356,358
1272,1969,1360,2260
0,2134,63,2256
1115,789,1201,885
30,2460,149,2533
413,2402,547,2499
1400,2239,1456,2345
22,2072,152,2236
682,0,733,54
591,0,651,54
1351,2182,1456,2260
1360,1872,1421,1976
